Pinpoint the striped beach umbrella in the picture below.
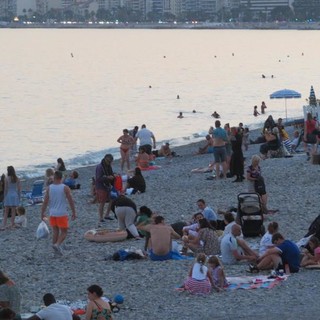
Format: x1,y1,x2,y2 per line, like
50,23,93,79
309,85,317,106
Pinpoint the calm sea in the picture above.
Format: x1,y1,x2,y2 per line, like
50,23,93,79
1,29,319,177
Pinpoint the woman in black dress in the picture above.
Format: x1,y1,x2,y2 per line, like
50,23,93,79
229,127,244,182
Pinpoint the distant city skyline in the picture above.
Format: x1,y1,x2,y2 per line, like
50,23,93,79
0,0,318,23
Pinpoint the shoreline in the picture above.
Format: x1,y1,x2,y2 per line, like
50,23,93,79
1,21,320,30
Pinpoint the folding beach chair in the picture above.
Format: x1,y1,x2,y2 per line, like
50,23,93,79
21,180,45,205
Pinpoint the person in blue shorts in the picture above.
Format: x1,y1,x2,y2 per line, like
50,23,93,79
212,120,228,179
138,215,180,261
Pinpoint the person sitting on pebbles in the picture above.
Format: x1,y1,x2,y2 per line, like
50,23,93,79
135,146,151,169
249,233,300,274
158,142,174,158
137,215,180,261
197,135,215,155
220,224,258,265
63,170,80,190
178,253,220,294
26,293,80,320
301,236,320,267
182,218,220,256
125,167,146,195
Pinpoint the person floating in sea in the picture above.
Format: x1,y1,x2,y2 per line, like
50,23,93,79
253,106,260,117
261,101,267,114
211,111,220,119
177,112,184,119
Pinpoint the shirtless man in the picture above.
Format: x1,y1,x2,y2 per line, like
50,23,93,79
158,142,172,158
197,135,214,154
212,120,228,178
138,215,180,261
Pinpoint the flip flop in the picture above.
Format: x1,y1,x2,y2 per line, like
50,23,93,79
104,216,114,220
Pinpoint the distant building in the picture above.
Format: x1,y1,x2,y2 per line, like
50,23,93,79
239,0,290,15
16,0,36,16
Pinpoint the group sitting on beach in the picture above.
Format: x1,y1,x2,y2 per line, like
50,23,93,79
3,113,319,319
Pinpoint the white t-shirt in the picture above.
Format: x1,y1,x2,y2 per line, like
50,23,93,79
136,128,154,146
192,262,208,280
259,231,273,255
36,303,73,320
15,215,27,227
220,234,240,265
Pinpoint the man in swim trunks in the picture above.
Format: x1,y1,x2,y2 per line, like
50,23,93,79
41,171,76,256
212,120,228,179
135,124,156,155
138,216,180,261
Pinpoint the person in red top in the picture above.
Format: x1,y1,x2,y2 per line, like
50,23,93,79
303,112,318,160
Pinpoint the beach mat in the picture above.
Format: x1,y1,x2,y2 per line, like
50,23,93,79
226,275,287,291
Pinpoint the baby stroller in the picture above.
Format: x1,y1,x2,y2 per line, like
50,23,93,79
237,193,265,237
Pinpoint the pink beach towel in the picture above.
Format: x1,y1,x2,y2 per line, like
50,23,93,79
226,275,287,291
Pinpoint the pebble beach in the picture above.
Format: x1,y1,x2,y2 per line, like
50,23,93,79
1,126,320,320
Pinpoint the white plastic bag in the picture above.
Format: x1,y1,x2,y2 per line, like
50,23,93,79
36,221,49,239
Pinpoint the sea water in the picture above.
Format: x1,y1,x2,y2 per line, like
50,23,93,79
1,29,319,177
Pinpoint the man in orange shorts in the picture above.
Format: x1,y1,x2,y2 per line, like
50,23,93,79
41,170,76,255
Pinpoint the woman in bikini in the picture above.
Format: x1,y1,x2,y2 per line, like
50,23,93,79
117,129,135,172
85,284,112,320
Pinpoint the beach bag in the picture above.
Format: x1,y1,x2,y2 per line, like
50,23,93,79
114,175,123,192
36,221,49,239
254,176,266,195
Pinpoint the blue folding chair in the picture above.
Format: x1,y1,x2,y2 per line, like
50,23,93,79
21,180,45,205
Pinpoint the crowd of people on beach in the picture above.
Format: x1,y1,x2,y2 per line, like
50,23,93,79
1,113,320,317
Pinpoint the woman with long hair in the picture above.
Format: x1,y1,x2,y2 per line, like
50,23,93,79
126,167,146,194
85,284,112,320
183,218,220,256
1,166,20,230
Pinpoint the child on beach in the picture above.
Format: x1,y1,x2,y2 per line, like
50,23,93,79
14,206,27,228
208,256,228,289
253,106,260,117
44,168,54,187
301,236,320,267
178,253,219,294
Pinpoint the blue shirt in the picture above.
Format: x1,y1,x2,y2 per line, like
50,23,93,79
213,127,227,141
277,240,300,272
202,206,218,221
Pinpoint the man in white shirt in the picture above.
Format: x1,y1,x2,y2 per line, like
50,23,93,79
135,124,156,154
27,293,80,320
220,224,257,264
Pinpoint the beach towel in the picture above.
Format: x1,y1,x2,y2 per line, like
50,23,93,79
226,275,287,291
